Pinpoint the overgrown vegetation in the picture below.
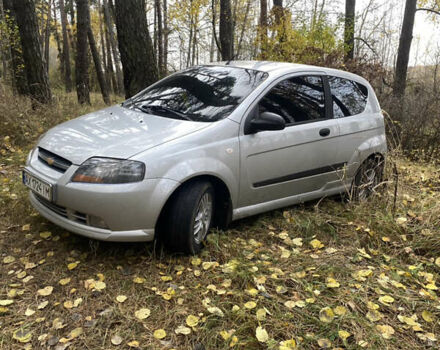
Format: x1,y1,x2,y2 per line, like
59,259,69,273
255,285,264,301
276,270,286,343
1,90,440,349
1,0,440,348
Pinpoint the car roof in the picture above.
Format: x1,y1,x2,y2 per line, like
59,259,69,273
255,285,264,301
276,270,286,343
207,60,370,86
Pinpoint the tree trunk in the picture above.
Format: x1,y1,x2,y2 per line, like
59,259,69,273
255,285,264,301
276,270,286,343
259,0,268,58
3,0,28,94
75,0,90,104
44,1,51,74
344,0,356,62
104,0,123,94
13,0,52,103
97,0,110,90
155,0,165,77
163,0,168,75
67,0,75,54
114,0,159,98
192,21,197,66
52,0,64,78
236,0,251,58
210,30,215,62
59,0,72,92
105,25,117,94
0,0,10,81
273,0,283,26
87,7,110,104
153,0,157,55
393,0,417,97
219,0,233,61
187,0,193,67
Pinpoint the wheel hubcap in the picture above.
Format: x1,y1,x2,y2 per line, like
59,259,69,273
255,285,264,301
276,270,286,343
193,192,213,244
358,168,377,201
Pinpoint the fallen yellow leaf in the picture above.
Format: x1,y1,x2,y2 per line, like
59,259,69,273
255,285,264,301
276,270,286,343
24,308,35,317
256,326,269,343
376,324,394,339
317,338,332,348
175,325,191,335
366,309,383,322
422,310,433,323
186,315,199,327
37,286,53,296
59,278,71,286
116,295,127,303
111,334,123,345
310,239,324,249
133,277,145,284
153,329,166,339
67,262,78,270
334,305,347,316
244,301,257,309
191,257,202,266
13,329,32,343
256,308,266,321
279,339,296,349
378,295,394,305
134,308,151,320
3,256,15,264
326,277,340,288
39,231,52,239
319,307,334,323
338,330,351,341
127,340,140,347
94,281,106,290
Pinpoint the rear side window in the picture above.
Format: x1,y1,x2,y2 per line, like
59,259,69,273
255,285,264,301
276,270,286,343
260,75,326,124
328,76,368,118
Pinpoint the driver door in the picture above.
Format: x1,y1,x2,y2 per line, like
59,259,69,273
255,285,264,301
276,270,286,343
238,74,343,208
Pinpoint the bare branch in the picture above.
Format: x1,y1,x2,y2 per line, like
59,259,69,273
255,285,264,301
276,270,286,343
416,7,440,16
211,0,221,54
354,37,378,57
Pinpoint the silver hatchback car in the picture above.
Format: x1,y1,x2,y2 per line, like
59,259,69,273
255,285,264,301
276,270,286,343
23,61,386,254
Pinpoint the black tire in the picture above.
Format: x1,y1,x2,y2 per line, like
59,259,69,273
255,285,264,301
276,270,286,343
352,156,384,201
161,181,215,254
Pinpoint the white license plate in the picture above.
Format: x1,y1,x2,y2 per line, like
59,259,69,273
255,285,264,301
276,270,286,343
22,171,53,201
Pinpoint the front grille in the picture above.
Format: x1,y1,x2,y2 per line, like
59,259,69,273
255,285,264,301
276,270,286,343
35,194,68,218
38,148,72,173
35,195,88,225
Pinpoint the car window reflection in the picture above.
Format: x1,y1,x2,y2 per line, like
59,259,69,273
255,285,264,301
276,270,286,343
125,66,268,122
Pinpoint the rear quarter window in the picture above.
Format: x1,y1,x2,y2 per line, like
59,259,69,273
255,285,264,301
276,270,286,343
328,76,368,118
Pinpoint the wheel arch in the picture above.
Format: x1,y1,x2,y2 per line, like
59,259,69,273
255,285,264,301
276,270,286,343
155,174,233,238
362,151,386,168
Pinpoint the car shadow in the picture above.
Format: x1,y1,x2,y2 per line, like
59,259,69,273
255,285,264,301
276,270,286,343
34,194,346,262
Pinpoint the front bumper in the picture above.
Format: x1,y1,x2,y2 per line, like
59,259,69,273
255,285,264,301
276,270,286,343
25,148,179,242
30,191,155,242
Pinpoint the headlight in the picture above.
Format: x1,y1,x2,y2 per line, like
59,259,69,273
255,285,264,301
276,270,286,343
71,158,145,184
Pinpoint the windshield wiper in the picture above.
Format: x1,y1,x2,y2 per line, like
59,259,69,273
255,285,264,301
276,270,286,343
133,104,192,121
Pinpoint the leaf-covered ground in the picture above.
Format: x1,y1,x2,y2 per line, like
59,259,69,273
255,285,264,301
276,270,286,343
1,94,440,349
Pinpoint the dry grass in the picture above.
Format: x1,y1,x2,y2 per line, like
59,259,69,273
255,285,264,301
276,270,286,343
1,90,440,349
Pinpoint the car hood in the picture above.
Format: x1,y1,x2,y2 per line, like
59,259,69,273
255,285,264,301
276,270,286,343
38,105,210,165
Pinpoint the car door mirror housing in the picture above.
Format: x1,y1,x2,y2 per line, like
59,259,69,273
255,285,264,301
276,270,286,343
249,112,286,133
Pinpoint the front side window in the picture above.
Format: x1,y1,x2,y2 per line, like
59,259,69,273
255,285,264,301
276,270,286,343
328,76,368,118
259,75,326,125
123,66,268,122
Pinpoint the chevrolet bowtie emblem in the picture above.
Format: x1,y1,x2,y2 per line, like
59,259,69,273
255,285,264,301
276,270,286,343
47,157,55,166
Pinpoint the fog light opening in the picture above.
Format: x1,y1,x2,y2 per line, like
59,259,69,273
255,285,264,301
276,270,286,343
87,215,109,229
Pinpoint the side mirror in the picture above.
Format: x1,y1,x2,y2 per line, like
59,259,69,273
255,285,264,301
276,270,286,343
249,112,286,133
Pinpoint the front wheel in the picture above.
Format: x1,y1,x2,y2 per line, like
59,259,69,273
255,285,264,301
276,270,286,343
161,181,214,254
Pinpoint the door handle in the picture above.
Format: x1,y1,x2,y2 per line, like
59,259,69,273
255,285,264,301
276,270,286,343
319,128,330,137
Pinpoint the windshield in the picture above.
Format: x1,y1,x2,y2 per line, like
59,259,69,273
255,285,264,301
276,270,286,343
123,65,268,122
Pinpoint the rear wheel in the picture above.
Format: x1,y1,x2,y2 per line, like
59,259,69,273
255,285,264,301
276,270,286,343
161,181,214,254
352,156,384,201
